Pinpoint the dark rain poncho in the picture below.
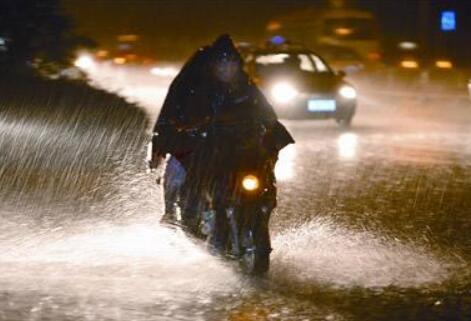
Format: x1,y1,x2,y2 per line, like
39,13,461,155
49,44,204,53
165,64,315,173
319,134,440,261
152,35,294,172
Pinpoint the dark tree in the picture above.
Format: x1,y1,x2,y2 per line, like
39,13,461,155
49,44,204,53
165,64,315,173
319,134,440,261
0,0,94,69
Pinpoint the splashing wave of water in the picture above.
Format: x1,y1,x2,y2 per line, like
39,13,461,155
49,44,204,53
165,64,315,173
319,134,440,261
271,218,451,288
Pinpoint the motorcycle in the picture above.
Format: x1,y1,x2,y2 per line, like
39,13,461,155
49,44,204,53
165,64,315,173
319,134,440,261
198,154,275,275
164,123,275,275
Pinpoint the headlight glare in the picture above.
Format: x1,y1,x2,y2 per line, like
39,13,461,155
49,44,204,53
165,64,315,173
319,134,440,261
271,82,298,103
242,175,260,191
339,86,357,99
74,55,95,70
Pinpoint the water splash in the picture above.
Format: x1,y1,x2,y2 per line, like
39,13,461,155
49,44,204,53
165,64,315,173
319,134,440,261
271,218,451,288
0,73,247,320
0,221,245,320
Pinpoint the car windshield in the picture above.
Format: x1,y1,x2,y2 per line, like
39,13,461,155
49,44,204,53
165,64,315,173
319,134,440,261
254,53,331,75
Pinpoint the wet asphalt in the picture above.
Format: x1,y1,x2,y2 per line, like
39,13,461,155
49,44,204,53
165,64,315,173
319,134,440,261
0,67,470,320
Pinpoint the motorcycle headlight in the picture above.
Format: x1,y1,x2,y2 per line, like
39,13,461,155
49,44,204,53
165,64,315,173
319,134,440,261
271,82,298,103
338,85,357,99
242,175,260,191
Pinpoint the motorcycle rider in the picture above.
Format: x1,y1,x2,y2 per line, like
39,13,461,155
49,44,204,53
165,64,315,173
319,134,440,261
150,34,294,233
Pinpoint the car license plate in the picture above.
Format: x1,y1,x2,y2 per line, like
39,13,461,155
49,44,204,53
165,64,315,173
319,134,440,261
307,100,336,112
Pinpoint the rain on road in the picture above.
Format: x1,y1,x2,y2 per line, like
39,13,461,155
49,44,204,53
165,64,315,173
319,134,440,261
0,64,470,320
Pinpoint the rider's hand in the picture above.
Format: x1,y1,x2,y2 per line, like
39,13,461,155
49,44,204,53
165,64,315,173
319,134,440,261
148,158,160,170
148,152,163,170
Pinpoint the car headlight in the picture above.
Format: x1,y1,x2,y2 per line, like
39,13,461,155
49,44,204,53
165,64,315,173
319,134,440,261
74,55,95,70
271,82,298,103
242,175,260,191
338,85,357,99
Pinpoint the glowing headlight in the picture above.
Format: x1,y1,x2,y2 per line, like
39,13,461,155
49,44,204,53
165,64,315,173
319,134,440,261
271,82,298,103
338,86,357,99
74,55,95,70
242,175,260,191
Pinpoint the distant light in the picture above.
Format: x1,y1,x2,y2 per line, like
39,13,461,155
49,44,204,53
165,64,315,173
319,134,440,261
117,34,139,42
118,43,132,51
267,21,282,31
367,52,381,61
150,66,179,77
74,55,95,70
441,11,456,31
271,35,286,45
96,50,109,58
435,60,453,69
113,57,126,65
237,42,252,48
125,54,138,61
400,60,419,69
398,42,418,50
335,27,353,36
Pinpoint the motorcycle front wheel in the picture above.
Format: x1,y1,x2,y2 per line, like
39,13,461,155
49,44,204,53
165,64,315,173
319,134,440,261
240,227,270,275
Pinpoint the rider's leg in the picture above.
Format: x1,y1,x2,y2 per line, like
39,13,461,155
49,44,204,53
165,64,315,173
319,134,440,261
161,156,186,222
211,205,229,252
179,180,202,232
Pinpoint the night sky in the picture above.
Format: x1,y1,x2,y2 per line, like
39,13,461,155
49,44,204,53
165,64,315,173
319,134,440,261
63,0,322,59
63,0,471,63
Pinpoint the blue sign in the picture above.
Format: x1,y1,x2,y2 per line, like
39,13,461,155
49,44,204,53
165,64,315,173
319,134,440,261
441,11,456,31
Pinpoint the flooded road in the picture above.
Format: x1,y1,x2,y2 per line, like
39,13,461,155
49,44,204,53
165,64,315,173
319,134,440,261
0,66,470,320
